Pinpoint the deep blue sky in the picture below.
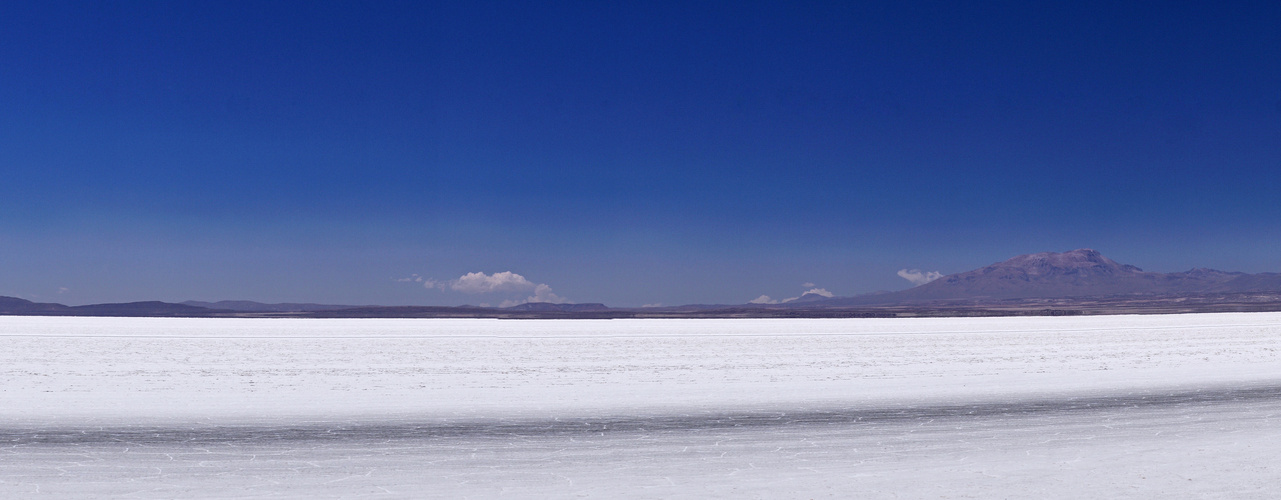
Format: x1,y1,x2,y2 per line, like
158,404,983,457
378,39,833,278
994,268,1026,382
2,1,1279,306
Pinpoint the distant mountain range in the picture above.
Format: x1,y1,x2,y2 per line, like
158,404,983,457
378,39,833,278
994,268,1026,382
804,249,1281,307
0,297,220,317
5,249,1281,318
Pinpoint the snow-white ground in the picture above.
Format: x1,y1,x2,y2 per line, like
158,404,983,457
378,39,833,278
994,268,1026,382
2,313,1280,498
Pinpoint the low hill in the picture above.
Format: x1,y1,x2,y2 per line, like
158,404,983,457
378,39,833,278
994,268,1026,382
65,301,221,317
504,302,611,312
181,300,364,312
0,297,220,317
0,296,70,314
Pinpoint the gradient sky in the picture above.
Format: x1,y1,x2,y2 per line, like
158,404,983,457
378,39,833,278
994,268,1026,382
3,1,1280,307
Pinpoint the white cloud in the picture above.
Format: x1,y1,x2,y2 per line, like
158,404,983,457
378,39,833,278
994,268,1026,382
395,274,444,289
405,270,573,305
641,303,663,308
498,285,569,308
451,271,537,294
749,295,779,304
529,283,568,304
898,269,944,286
801,282,816,288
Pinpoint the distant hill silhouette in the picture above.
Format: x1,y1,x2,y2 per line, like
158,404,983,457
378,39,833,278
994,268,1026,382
0,297,219,316
181,300,363,312
812,249,1281,306
0,296,69,314
503,302,610,312
64,301,219,316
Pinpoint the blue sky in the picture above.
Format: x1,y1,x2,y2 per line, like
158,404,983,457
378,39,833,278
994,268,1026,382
2,1,1279,306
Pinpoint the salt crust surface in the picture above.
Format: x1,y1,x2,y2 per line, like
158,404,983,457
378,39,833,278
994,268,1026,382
2,313,1280,498
3,313,1280,423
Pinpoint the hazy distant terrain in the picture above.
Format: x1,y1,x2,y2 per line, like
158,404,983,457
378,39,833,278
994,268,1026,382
818,249,1281,304
5,250,1281,318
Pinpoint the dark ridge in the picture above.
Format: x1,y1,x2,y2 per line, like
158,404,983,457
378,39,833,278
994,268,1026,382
64,301,222,317
181,300,366,312
503,302,610,312
0,296,69,314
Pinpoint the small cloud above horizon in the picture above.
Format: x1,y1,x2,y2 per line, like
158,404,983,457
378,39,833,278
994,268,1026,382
754,285,834,304
898,269,944,286
499,283,569,307
451,271,536,294
404,270,571,307
395,274,444,289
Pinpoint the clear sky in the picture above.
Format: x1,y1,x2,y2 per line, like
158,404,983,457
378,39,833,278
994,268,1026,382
2,1,1279,307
